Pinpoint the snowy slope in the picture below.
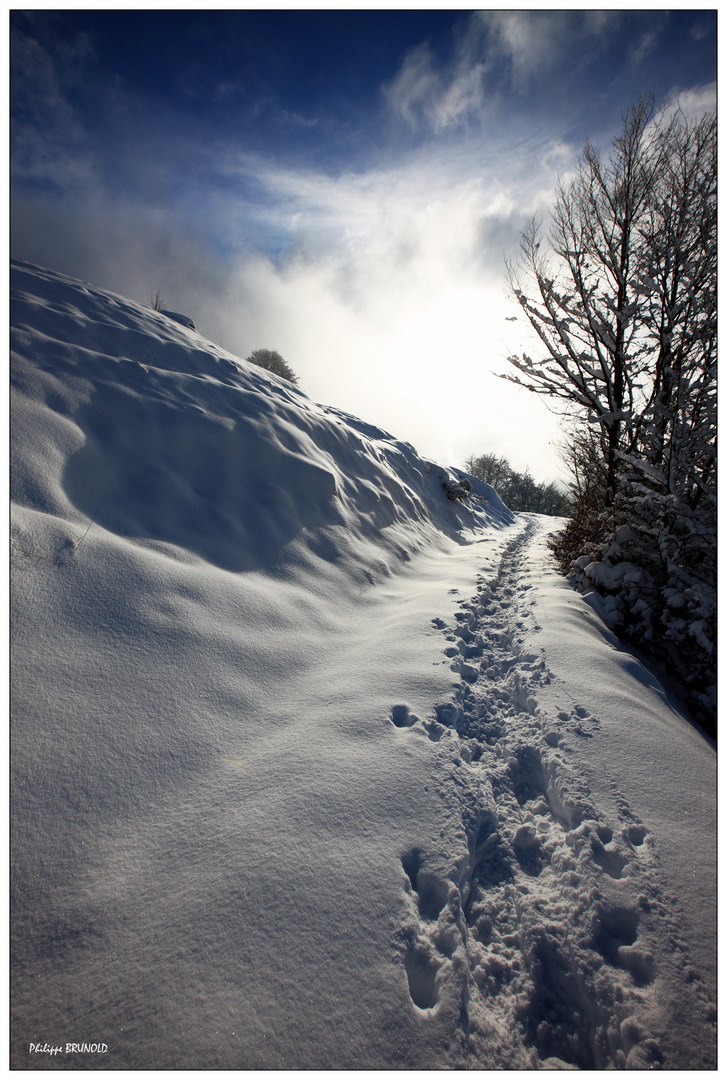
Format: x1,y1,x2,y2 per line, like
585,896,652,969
10,260,716,1070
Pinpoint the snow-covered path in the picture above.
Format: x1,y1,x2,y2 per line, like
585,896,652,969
399,515,716,1069
11,261,715,1070
12,514,715,1071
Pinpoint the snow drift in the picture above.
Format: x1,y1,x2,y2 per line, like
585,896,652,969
10,259,715,1070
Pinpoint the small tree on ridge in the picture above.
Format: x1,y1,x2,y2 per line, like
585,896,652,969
246,348,299,385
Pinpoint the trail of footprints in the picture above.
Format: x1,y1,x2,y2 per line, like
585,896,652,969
391,520,713,1069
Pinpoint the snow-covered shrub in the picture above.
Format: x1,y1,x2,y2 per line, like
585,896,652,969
245,348,299,385
562,476,716,728
443,477,472,502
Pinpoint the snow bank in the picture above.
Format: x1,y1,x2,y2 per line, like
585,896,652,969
11,259,509,583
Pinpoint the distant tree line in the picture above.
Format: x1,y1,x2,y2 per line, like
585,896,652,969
502,93,716,730
464,452,569,516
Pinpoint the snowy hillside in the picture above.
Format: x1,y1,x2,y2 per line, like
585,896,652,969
11,260,716,1070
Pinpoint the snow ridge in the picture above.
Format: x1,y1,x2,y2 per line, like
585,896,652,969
10,258,510,584
394,518,715,1069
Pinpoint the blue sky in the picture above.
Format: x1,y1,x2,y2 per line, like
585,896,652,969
11,9,716,481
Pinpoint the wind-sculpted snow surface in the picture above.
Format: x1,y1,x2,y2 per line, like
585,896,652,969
11,261,715,1069
11,260,507,580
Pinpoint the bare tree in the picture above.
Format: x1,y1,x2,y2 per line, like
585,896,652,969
503,94,668,500
558,421,606,509
502,94,716,726
465,452,568,515
629,107,716,507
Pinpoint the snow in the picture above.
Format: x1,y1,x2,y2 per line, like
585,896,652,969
10,258,716,1070
158,309,196,329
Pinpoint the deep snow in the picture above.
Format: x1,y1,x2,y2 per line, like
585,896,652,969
10,260,716,1070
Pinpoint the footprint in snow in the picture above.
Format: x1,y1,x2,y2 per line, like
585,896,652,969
625,823,647,846
390,704,420,729
451,660,480,684
591,902,656,986
590,829,630,879
556,705,600,738
398,849,458,1011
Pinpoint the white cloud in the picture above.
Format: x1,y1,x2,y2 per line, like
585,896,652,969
381,11,630,140
382,19,491,133
163,143,571,479
629,29,660,68
690,17,714,41
476,9,621,90
10,27,98,188
538,138,578,175
382,43,442,130
665,82,716,120
480,10,557,82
